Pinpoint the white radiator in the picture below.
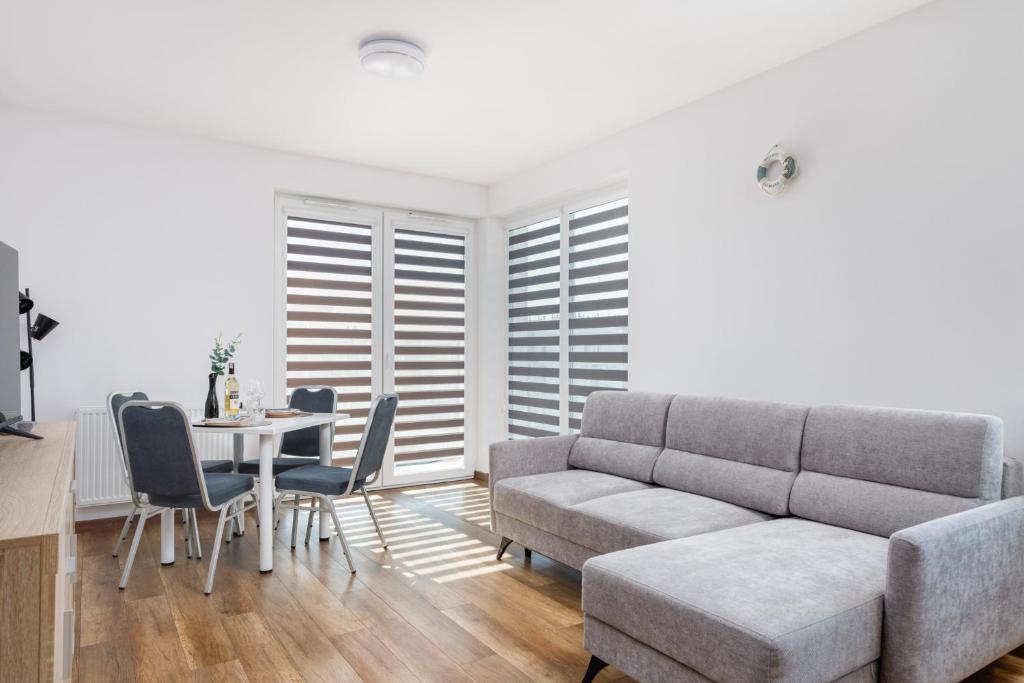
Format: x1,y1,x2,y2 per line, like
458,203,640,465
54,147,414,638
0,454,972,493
74,406,234,507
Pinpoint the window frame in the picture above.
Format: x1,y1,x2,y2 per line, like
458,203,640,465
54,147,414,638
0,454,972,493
502,185,629,437
274,193,476,487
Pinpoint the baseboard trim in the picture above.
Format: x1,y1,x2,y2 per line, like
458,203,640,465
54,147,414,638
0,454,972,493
76,501,134,525
474,470,488,483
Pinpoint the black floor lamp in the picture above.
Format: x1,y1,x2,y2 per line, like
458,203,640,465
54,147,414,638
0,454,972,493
19,288,59,424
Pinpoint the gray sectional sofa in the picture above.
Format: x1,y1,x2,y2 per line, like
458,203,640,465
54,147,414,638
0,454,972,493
489,391,1024,683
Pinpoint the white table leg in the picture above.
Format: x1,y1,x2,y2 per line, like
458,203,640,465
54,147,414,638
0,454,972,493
258,433,275,572
160,508,175,565
233,434,245,535
232,434,244,470
318,422,333,541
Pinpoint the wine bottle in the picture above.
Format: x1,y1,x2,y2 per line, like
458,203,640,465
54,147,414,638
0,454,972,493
224,362,240,417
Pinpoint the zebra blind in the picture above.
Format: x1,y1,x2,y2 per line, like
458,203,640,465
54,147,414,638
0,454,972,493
568,198,629,431
507,216,561,439
392,228,467,466
285,215,373,466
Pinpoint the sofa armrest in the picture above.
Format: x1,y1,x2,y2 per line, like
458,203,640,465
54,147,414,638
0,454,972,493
488,434,578,530
882,497,1024,683
1003,457,1023,498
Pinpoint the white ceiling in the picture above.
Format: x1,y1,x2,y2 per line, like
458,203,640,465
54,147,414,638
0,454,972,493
0,0,933,184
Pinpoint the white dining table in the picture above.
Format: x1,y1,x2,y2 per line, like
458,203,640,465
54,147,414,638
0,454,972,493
157,412,347,572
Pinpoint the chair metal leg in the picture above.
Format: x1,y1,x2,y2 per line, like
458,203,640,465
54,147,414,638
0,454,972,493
204,505,229,595
252,489,260,528
290,494,300,549
226,501,237,548
236,496,246,536
190,508,202,559
496,536,513,561
118,509,150,589
273,484,282,530
184,509,193,558
362,488,388,549
272,492,286,532
304,497,317,546
581,655,608,683
321,495,356,574
181,508,188,525
112,509,135,557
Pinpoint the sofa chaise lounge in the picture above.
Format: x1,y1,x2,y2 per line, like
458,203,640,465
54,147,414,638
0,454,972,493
489,391,1024,683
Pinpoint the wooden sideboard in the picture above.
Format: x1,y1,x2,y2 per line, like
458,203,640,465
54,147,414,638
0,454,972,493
0,422,76,683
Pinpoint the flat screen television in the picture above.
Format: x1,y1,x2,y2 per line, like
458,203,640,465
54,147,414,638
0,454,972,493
0,241,22,431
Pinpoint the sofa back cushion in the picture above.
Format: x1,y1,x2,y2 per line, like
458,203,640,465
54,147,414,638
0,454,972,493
790,405,1004,536
568,391,674,482
653,396,809,515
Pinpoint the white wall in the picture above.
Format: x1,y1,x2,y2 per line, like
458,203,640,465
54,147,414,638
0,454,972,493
481,0,1024,468
0,106,486,424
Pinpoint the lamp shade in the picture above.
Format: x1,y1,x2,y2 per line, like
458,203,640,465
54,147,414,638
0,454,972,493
18,292,33,315
20,351,32,370
30,314,59,341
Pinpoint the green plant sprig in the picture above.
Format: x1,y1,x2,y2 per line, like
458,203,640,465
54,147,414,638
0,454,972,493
209,332,242,376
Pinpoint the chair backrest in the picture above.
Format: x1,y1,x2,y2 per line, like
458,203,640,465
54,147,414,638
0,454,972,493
106,391,149,456
118,401,210,507
280,386,338,458
106,391,148,506
351,394,399,487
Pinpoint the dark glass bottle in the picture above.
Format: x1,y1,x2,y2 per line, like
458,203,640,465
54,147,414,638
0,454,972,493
205,373,219,419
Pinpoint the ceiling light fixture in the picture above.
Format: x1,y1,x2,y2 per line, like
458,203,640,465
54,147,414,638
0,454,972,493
359,39,425,79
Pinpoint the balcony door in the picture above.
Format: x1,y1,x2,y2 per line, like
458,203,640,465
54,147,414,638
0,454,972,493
275,196,474,487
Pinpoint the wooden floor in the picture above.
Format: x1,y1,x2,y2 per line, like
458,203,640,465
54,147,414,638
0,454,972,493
73,481,1024,683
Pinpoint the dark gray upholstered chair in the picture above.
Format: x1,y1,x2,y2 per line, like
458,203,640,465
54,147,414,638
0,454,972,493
117,401,258,594
237,386,337,537
274,393,398,572
106,391,233,560
236,386,338,475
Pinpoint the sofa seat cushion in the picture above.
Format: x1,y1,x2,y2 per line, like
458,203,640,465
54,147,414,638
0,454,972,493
566,488,774,554
583,518,888,683
492,469,650,539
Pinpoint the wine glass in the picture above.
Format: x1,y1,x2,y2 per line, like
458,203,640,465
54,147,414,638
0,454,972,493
246,379,266,423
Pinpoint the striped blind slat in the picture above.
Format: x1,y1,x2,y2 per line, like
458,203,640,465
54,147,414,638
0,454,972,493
567,198,628,432
392,228,466,470
507,216,561,439
286,216,374,466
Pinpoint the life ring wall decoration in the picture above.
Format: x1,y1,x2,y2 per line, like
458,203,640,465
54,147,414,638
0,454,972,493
756,145,798,196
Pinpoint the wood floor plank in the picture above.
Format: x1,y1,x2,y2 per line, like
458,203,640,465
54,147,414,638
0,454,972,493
382,489,557,589
225,531,364,683
193,659,251,683
125,595,194,683
549,624,634,682
220,612,304,683
341,587,476,683
78,554,130,648
455,568,583,633
74,481,1024,683
75,640,135,682
255,540,364,640
123,524,177,602
158,557,238,670
459,653,535,682
329,628,421,683
443,602,588,683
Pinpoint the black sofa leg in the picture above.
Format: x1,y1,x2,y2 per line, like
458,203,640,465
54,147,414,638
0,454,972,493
523,547,532,559
581,655,608,683
496,536,513,560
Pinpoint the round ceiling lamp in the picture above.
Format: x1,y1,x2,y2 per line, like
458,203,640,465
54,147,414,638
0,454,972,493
359,39,425,79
